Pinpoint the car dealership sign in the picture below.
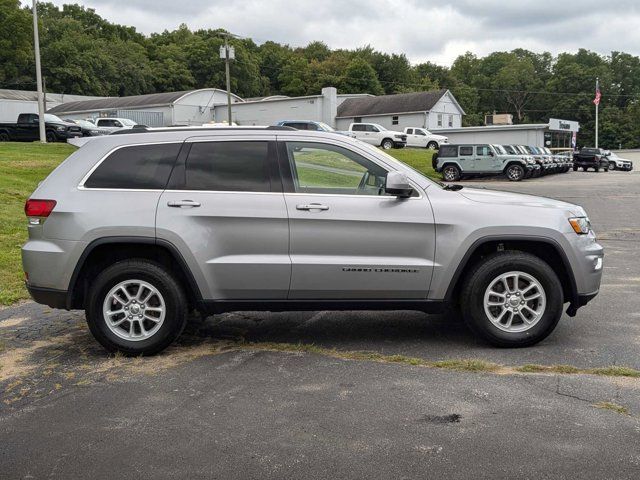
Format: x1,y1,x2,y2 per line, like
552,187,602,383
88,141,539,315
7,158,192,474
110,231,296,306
549,118,579,132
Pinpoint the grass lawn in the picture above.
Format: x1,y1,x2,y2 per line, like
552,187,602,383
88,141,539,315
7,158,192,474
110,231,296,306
0,142,76,305
386,147,439,180
0,142,438,306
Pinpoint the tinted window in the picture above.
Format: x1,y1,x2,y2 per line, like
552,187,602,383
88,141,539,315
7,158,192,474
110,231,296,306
439,145,457,158
460,146,473,156
503,145,516,154
352,124,366,131
406,128,413,134
476,145,491,156
185,141,270,192
85,143,181,189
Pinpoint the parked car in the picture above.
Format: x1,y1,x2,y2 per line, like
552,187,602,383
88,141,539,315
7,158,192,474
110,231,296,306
403,127,448,149
93,117,138,132
605,151,633,171
22,127,603,354
573,148,610,172
275,120,356,138
434,144,531,182
503,145,540,177
66,119,110,137
0,113,82,143
346,122,407,149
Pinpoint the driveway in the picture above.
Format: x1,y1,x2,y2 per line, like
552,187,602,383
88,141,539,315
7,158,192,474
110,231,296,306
1,170,639,479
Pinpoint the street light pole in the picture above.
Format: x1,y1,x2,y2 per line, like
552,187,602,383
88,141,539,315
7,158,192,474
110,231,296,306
225,35,232,125
32,0,46,143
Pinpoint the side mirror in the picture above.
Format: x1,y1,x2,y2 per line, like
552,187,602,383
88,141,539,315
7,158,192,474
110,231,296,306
488,151,495,157
385,171,413,198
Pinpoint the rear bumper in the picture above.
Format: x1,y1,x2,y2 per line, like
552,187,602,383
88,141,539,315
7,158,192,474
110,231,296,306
26,284,68,309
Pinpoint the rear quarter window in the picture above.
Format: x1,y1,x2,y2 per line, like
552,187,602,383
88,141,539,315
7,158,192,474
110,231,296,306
438,145,457,157
84,143,181,189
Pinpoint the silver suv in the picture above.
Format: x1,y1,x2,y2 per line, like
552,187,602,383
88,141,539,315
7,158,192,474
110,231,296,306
22,127,603,354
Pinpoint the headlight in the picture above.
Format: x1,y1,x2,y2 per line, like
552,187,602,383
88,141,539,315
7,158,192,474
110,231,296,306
569,217,591,235
394,134,403,139
56,126,66,131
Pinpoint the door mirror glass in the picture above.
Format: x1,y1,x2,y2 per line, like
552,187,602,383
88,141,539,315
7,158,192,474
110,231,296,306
385,171,413,198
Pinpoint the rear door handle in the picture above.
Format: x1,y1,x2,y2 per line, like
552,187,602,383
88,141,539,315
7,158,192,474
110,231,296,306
296,203,329,211
167,199,201,208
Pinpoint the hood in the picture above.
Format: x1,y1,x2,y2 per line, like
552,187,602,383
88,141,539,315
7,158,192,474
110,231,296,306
460,187,581,213
432,134,448,141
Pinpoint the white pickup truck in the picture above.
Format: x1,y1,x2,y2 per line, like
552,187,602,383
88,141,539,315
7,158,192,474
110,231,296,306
346,123,407,149
403,127,449,149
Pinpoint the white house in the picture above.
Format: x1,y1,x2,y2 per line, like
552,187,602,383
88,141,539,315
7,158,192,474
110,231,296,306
335,89,465,131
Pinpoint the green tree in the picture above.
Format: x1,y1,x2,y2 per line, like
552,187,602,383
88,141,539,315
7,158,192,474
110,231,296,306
339,57,384,95
0,0,34,87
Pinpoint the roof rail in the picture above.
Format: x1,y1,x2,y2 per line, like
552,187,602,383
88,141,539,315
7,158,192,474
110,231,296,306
108,125,296,135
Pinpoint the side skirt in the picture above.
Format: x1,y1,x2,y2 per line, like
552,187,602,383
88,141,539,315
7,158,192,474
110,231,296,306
200,299,447,315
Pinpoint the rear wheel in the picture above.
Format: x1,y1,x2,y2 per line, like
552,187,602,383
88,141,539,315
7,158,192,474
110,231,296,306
460,251,563,347
381,138,394,150
86,259,188,355
0,132,9,142
505,164,525,181
442,164,461,182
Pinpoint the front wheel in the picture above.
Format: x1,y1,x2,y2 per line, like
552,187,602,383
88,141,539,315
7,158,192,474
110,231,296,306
426,141,439,150
505,164,525,181
45,131,56,143
86,259,188,355
381,138,394,150
442,164,461,182
460,251,563,347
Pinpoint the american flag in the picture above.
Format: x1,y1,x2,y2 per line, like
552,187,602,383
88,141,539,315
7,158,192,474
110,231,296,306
593,83,601,105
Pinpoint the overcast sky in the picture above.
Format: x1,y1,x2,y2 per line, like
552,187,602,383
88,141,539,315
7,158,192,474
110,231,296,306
43,0,640,65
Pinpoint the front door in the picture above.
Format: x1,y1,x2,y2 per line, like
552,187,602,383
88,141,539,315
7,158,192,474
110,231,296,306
277,138,436,299
156,136,290,300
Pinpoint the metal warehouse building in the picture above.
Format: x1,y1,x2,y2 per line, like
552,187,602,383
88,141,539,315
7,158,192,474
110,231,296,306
434,118,580,150
47,88,243,127
0,89,104,123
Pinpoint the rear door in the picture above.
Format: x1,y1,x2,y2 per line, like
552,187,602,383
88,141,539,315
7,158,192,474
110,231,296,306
458,145,473,171
156,134,290,300
277,136,436,299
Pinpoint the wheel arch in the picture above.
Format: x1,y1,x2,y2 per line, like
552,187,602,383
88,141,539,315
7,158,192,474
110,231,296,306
444,236,578,315
502,161,526,173
67,237,203,310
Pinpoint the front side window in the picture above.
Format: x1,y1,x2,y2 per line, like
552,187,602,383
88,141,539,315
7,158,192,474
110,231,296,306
84,143,181,189
285,142,388,196
415,129,426,136
184,141,271,192
476,145,491,156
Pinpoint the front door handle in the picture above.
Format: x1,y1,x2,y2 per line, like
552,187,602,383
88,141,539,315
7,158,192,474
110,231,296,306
167,199,201,208
296,203,329,211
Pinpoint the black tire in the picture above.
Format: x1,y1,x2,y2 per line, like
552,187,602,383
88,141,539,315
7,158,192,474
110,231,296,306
45,131,57,143
460,251,563,348
0,132,9,142
594,167,599,172
505,164,525,181
426,141,439,150
609,164,615,171
86,259,188,355
381,138,394,150
442,164,461,182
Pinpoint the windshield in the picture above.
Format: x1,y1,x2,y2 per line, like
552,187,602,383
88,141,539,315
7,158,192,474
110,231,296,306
492,145,507,155
373,124,387,131
119,118,137,126
75,120,95,128
44,114,65,123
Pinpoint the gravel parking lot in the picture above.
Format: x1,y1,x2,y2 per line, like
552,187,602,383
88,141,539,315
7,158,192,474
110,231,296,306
1,170,639,479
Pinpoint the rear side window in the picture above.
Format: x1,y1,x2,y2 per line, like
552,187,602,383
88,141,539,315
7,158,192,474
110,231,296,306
439,145,457,157
184,141,271,192
460,146,473,156
352,124,366,131
84,143,181,189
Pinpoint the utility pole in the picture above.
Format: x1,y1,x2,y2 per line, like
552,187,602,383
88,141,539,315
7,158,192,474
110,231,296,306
594,77,600,149
219,32,237,125
32,0,46,143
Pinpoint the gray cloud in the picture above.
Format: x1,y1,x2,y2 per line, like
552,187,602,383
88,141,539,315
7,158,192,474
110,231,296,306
42,0,640,65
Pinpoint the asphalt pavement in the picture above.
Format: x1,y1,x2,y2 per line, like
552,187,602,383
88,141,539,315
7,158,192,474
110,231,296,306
1,169,639,479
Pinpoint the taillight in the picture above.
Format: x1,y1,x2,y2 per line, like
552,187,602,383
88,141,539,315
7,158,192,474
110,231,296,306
25,199,57,217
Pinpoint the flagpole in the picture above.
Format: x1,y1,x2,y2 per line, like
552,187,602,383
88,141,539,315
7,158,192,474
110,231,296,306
595,77,599,149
